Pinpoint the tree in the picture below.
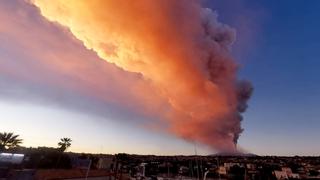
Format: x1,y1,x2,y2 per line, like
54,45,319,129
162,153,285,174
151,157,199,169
0,132,23,151
58,138,72,152
309,169,319,177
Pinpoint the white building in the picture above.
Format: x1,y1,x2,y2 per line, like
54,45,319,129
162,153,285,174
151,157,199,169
274,170,288,180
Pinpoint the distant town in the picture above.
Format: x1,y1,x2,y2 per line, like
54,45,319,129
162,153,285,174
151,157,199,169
0,133,320,180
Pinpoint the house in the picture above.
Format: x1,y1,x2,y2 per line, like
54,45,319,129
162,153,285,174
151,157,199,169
97,157,113,170
274,170,288,180
217,166,227,175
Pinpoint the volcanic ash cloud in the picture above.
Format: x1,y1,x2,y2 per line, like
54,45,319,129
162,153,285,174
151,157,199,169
32,0,253,152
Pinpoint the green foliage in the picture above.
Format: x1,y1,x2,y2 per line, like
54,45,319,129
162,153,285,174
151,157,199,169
309,169,319,176
58,138,72,152
0,132,23,151
19,147,72,169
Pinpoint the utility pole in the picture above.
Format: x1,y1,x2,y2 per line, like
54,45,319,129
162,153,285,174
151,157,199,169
203,170,209,180
200,159,203,179
167,162,170,178
190,160,194,178
85,159,92,180
244,167,247,180
194,143,199,180
217,157,221,180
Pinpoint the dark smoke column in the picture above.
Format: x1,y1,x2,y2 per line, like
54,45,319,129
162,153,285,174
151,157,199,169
234,80,253,146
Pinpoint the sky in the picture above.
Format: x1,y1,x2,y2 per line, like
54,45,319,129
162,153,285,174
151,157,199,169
207,0,320,155
0,0,319,156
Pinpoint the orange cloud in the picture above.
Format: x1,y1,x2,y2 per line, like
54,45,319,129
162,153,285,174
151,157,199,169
2,0,253,152
0,0,168,123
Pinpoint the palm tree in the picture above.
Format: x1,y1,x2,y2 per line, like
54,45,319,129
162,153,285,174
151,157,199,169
58,137,72,152
0,132,23,151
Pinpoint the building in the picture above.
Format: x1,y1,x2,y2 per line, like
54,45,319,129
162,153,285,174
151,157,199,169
274,170,288,180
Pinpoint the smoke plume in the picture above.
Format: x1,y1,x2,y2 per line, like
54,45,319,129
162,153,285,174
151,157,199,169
0,0,168,125
2,0,253,152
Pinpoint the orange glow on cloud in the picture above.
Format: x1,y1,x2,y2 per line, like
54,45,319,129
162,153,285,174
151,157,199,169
31,0,252,152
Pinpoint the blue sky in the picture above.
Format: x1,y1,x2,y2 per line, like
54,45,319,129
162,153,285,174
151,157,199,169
207,0,320,155
0,0,319,156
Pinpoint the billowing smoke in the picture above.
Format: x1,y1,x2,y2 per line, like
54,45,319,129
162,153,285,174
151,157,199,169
1,0,252,152
31,0,253,152
0,0,168,125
